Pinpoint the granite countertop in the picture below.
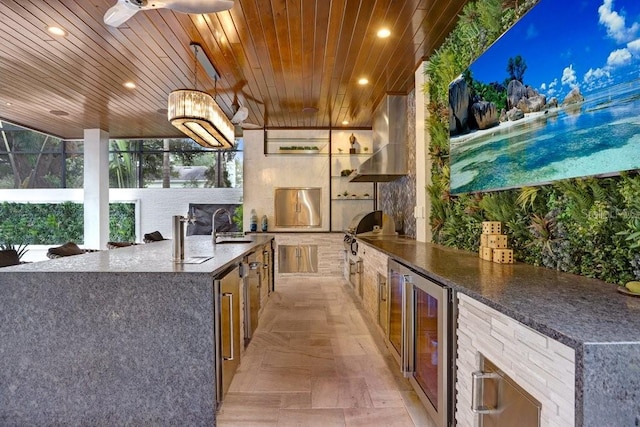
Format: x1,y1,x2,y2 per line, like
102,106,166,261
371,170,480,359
2,235,273,277
358,236,640,349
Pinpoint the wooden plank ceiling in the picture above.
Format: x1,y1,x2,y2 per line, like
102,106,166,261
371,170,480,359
0,0,469,140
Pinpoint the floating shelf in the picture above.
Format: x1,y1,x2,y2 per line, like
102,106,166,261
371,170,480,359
265,137,329,155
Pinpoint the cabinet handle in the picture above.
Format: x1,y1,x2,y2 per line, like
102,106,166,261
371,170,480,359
471,371,501,413
223,292,235,361
380,279,387,302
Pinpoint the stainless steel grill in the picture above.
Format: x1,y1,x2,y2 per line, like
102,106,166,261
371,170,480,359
344,210,396,256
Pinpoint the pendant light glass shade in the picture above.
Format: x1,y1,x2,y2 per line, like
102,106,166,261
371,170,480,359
167,89,235,149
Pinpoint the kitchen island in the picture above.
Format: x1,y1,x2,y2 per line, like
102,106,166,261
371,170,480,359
358,236,640,427
0,235,273,425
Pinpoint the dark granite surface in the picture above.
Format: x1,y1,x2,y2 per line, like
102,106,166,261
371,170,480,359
358,236,640,349
2,234,274,276
359,236,640,426
0,235,273,425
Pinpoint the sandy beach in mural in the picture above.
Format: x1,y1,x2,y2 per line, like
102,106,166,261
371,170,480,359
448,0,640,194
450,82,640,193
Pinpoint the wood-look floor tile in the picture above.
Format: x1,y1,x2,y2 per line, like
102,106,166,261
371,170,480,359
276,408,346,426
221,277,431,427
260,347,334,369
344,407,415,426
216,405,279,425
279,392,312,409
311,376,373,409
368,389,406,408
334,355,387,377
252,366,312,392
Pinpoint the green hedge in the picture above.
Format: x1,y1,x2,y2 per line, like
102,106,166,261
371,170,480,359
0,202,135,245
426,0,640,285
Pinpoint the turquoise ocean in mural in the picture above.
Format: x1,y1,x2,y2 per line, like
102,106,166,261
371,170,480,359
451,81,640,193
449,0,640,194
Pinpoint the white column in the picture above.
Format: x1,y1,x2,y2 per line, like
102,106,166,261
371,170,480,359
414,62,432,242
83,129,109,249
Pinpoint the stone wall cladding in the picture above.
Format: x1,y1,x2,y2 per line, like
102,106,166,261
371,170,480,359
456,294,575,427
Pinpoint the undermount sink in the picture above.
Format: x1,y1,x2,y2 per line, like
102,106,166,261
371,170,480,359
215,239,253,244
213,232,253,244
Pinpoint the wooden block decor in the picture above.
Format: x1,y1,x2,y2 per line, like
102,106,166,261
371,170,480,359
493,248,513,264
480,234,489,248
482,221,502,235
480,247,494,261
487,234,508,249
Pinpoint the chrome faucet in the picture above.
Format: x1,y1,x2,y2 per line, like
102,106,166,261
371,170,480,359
172,214,194,261
212,208,232,244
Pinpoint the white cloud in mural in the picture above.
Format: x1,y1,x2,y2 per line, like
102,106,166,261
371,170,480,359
583,67,613,91
540,82,547,90
607,47,632,66
598,0,640,43
561,65,578,88
628,38,640,55
584,67,611,84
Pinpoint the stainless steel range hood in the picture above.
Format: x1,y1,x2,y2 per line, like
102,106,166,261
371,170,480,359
350,94,407,182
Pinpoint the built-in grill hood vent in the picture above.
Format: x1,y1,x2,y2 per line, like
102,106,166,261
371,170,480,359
350,94,407,182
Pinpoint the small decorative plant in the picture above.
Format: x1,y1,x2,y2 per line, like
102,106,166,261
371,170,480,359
0,242,29,261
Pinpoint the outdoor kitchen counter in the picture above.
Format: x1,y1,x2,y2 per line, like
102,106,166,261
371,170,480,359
358,236,640,426
0,235,273,426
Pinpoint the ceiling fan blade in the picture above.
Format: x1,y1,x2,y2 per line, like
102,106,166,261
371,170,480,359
104,1,140,27
231,106,249,124
166,0,234,14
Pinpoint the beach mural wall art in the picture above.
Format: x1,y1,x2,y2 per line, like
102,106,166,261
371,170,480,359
449,0,640,194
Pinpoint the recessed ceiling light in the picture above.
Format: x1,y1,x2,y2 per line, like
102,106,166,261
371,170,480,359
5,102,12,106
50,110,69,116
47,26,68,37
302,106,318,114
342,120,349,125
377,28,391,38
123,81,136,89
358,78,369,85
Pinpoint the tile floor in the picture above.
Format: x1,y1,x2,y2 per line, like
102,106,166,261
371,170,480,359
217,276,436,426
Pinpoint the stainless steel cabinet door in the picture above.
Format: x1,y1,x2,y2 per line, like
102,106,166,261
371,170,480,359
278,245,298,273
214,266,241,404
274,188,321,227
278,245,318,273
298,245,318,273
474,358,541,427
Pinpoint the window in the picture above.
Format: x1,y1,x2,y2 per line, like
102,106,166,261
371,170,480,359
0,121,82,189
0,120,243,189
109,138,243,188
